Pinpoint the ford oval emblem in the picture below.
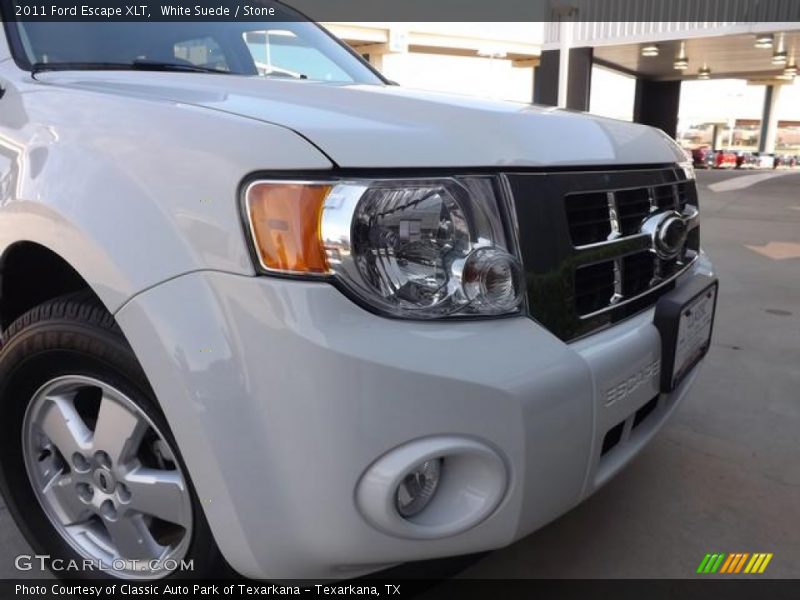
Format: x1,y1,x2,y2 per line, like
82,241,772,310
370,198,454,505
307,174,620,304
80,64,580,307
656,214,689,258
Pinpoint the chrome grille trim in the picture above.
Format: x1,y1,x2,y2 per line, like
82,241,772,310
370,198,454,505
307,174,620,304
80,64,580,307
573,182,693,250
572,204,699,317
611,257,624,305
606,191,621,240
578,254,698,320
505,165,701,342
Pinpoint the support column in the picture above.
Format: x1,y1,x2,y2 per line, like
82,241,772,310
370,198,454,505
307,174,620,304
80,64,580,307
533,48,592,111
533,49,559,106
566,47,593,111
758,84,781,154
557,20,572,108
711,124,722,151
633,79,682,139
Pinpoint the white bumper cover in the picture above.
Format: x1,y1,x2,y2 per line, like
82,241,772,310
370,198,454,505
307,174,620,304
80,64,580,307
115,256,713,579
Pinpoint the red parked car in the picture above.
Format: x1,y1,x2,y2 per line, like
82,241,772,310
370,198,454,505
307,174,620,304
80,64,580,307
691,146,714,168
713,150,737,169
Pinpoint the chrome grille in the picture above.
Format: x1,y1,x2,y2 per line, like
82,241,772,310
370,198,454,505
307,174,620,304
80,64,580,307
506,166,700,341
566,181,691,247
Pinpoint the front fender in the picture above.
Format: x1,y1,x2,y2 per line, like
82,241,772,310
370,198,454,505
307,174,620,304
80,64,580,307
0,66,333,312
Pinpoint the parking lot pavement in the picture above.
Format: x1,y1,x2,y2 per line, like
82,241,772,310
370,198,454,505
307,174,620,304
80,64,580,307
0,169,798,580
0,500,32,579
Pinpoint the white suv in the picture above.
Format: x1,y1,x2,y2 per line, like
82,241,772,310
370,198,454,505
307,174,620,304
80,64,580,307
0,9,716,581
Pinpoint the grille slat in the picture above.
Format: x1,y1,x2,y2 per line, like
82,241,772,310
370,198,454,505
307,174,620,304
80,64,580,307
619,215,649,235
569,215,613,227
677,182,693,211
653,185,677,210
615,188,650,205
621,252,656,298
565,192,611,246
613,189,650,236
574,262,615,316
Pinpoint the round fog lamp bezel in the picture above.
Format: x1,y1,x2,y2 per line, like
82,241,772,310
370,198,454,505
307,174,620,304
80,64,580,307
355,437,508,540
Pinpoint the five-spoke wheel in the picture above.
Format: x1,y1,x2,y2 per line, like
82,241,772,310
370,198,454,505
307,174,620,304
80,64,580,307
23,376,193,579
0,293,224,579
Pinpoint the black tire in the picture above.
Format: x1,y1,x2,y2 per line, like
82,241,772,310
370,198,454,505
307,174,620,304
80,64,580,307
0,291,227,580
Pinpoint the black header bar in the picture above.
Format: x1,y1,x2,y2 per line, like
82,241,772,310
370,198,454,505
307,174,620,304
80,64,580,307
3,579,800,600
1,0,799,22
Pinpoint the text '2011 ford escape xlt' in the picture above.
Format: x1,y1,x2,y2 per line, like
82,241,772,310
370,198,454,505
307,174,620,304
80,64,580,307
0,6,716,581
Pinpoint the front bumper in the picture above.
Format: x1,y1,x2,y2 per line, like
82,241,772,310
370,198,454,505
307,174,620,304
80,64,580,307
115,255,714,579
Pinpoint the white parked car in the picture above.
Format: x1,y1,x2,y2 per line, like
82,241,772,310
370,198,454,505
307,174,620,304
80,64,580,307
0,9,716,581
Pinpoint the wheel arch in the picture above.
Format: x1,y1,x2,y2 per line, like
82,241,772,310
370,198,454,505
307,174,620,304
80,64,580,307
0,241,110,331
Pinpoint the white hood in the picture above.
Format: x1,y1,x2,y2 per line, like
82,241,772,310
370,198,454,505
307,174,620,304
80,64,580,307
38,72,687,169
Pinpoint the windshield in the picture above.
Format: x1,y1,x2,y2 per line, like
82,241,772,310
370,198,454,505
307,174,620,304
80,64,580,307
5,16,383,84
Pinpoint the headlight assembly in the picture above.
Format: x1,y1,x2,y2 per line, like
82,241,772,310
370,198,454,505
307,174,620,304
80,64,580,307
243,176,523,319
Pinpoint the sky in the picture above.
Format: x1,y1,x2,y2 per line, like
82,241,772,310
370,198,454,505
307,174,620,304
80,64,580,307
679,78,800,123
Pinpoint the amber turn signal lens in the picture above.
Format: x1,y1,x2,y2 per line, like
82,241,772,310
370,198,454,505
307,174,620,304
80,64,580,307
246,182,331,274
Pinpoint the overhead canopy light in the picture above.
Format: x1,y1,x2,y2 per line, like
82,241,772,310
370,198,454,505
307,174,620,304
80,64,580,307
673,58,689,70
641,44,659,57
755,33,774,49
674,41,689,70
698,64,711,80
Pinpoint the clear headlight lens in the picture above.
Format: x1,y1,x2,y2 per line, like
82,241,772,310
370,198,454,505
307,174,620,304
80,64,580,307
244,177,523,319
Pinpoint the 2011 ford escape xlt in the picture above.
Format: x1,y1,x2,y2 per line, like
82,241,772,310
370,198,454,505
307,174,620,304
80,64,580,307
0,7,717,581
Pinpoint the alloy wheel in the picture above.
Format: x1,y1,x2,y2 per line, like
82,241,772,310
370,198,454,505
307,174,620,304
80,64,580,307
21,375,192,579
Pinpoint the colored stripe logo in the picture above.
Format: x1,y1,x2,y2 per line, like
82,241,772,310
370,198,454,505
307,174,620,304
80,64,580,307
697,553,773,574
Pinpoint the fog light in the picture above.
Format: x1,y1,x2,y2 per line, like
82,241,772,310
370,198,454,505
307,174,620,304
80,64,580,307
395,459,442,518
